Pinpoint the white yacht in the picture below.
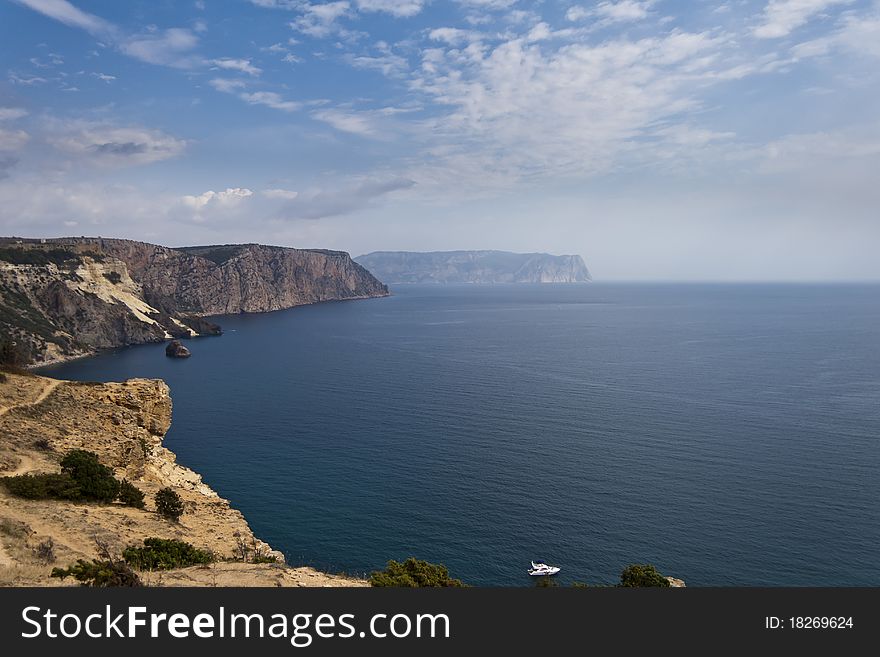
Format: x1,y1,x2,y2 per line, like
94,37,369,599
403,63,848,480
528,561,561,576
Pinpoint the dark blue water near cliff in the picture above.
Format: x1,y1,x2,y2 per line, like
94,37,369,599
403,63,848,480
41,284,880,586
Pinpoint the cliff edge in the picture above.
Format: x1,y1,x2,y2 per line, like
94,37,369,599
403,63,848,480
0,372,366,587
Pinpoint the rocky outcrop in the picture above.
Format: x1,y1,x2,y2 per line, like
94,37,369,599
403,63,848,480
0,238,388,365
0,372,366,587
165,340,191,359
356,250,591,284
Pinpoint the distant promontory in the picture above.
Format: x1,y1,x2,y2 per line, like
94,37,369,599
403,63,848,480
355,250,591,284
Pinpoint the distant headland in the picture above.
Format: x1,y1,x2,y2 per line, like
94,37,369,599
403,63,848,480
355,250,591,284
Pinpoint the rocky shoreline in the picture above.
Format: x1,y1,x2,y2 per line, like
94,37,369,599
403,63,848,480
0,372,366,587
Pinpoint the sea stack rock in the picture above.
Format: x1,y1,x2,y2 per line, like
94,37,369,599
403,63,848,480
165,340,191,358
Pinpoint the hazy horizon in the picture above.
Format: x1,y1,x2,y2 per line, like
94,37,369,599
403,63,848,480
2,0,879,281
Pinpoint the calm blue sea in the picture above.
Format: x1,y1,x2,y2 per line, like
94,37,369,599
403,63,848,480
40,284,880,586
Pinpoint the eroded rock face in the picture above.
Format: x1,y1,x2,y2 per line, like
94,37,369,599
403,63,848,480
356,250,592,284
0,238,388,365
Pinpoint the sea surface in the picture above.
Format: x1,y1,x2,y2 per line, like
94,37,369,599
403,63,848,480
41,284,880,586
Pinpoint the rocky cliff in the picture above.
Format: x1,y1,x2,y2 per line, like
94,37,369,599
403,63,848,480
0,238,388,365
0,372,366,587
356,250,591,284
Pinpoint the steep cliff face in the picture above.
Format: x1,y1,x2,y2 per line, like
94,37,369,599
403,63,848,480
0,238,388,365
0,373,366,586
356,250,591,284
104,240,389,315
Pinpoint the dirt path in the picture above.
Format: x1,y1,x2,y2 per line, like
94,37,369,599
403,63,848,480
0,378,62,419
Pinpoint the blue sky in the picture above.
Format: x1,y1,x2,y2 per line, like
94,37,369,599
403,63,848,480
1,0,879,279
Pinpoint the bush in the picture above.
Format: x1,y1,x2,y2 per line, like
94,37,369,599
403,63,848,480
60,450,120,502
369,558,465,588
2,450,148,510
35,538,56,564
117,479,146,509
618,564,670,588
32,438,52,451
0,372,6,383
51,559,141,587
155,488,184,522
123,538,214,571
1,473,82,500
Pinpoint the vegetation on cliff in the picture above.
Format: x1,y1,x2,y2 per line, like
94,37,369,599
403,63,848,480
1,449,146,507
123,538,214,570
155,487,185,522
369,558,466,587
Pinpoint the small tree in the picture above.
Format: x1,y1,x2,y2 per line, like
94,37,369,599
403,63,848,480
51,539,140,587
60,450,119,502
369,558,465,587
117,479,146,509
155,487,184,522
618,564,671,588
123,538,214,571
51,559,141,587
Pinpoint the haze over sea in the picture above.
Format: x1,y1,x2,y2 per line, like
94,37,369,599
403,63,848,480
42,284,880,586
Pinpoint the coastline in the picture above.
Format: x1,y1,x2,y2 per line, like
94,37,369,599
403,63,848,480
0,372,367,587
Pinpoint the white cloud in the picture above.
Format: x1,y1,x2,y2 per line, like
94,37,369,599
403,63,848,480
428,27,482,45
0,129,30,151
15,0,202,69
48,123,187,166
122,27,201,68
291,1,352,38
262,188,300,199
92,72,116,82
354,0,425,17
240,91,301,112
183,187,254,211
209,80,301,112
566,1,656,24
211,58,262,76
754,0,854,39
312,109,378,136
409,27,751,184
208,78,247,93
12,0,115,36
0,108,29,121
455,0,518,8
792,7,880,58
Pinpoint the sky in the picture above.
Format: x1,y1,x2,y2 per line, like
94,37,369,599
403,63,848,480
0,0,879,280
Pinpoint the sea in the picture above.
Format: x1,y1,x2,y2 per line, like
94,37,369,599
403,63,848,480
40,283,880,586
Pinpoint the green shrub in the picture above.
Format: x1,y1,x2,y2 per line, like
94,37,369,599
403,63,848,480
252,554,279,564
618,564,670,588
117,479,146,509
1,473,82,500
123,538,214,571
60,450,119,502
2,451,149,510
51,559,141,587
155,487,184,522
369,558,465,588
0,372,6,383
